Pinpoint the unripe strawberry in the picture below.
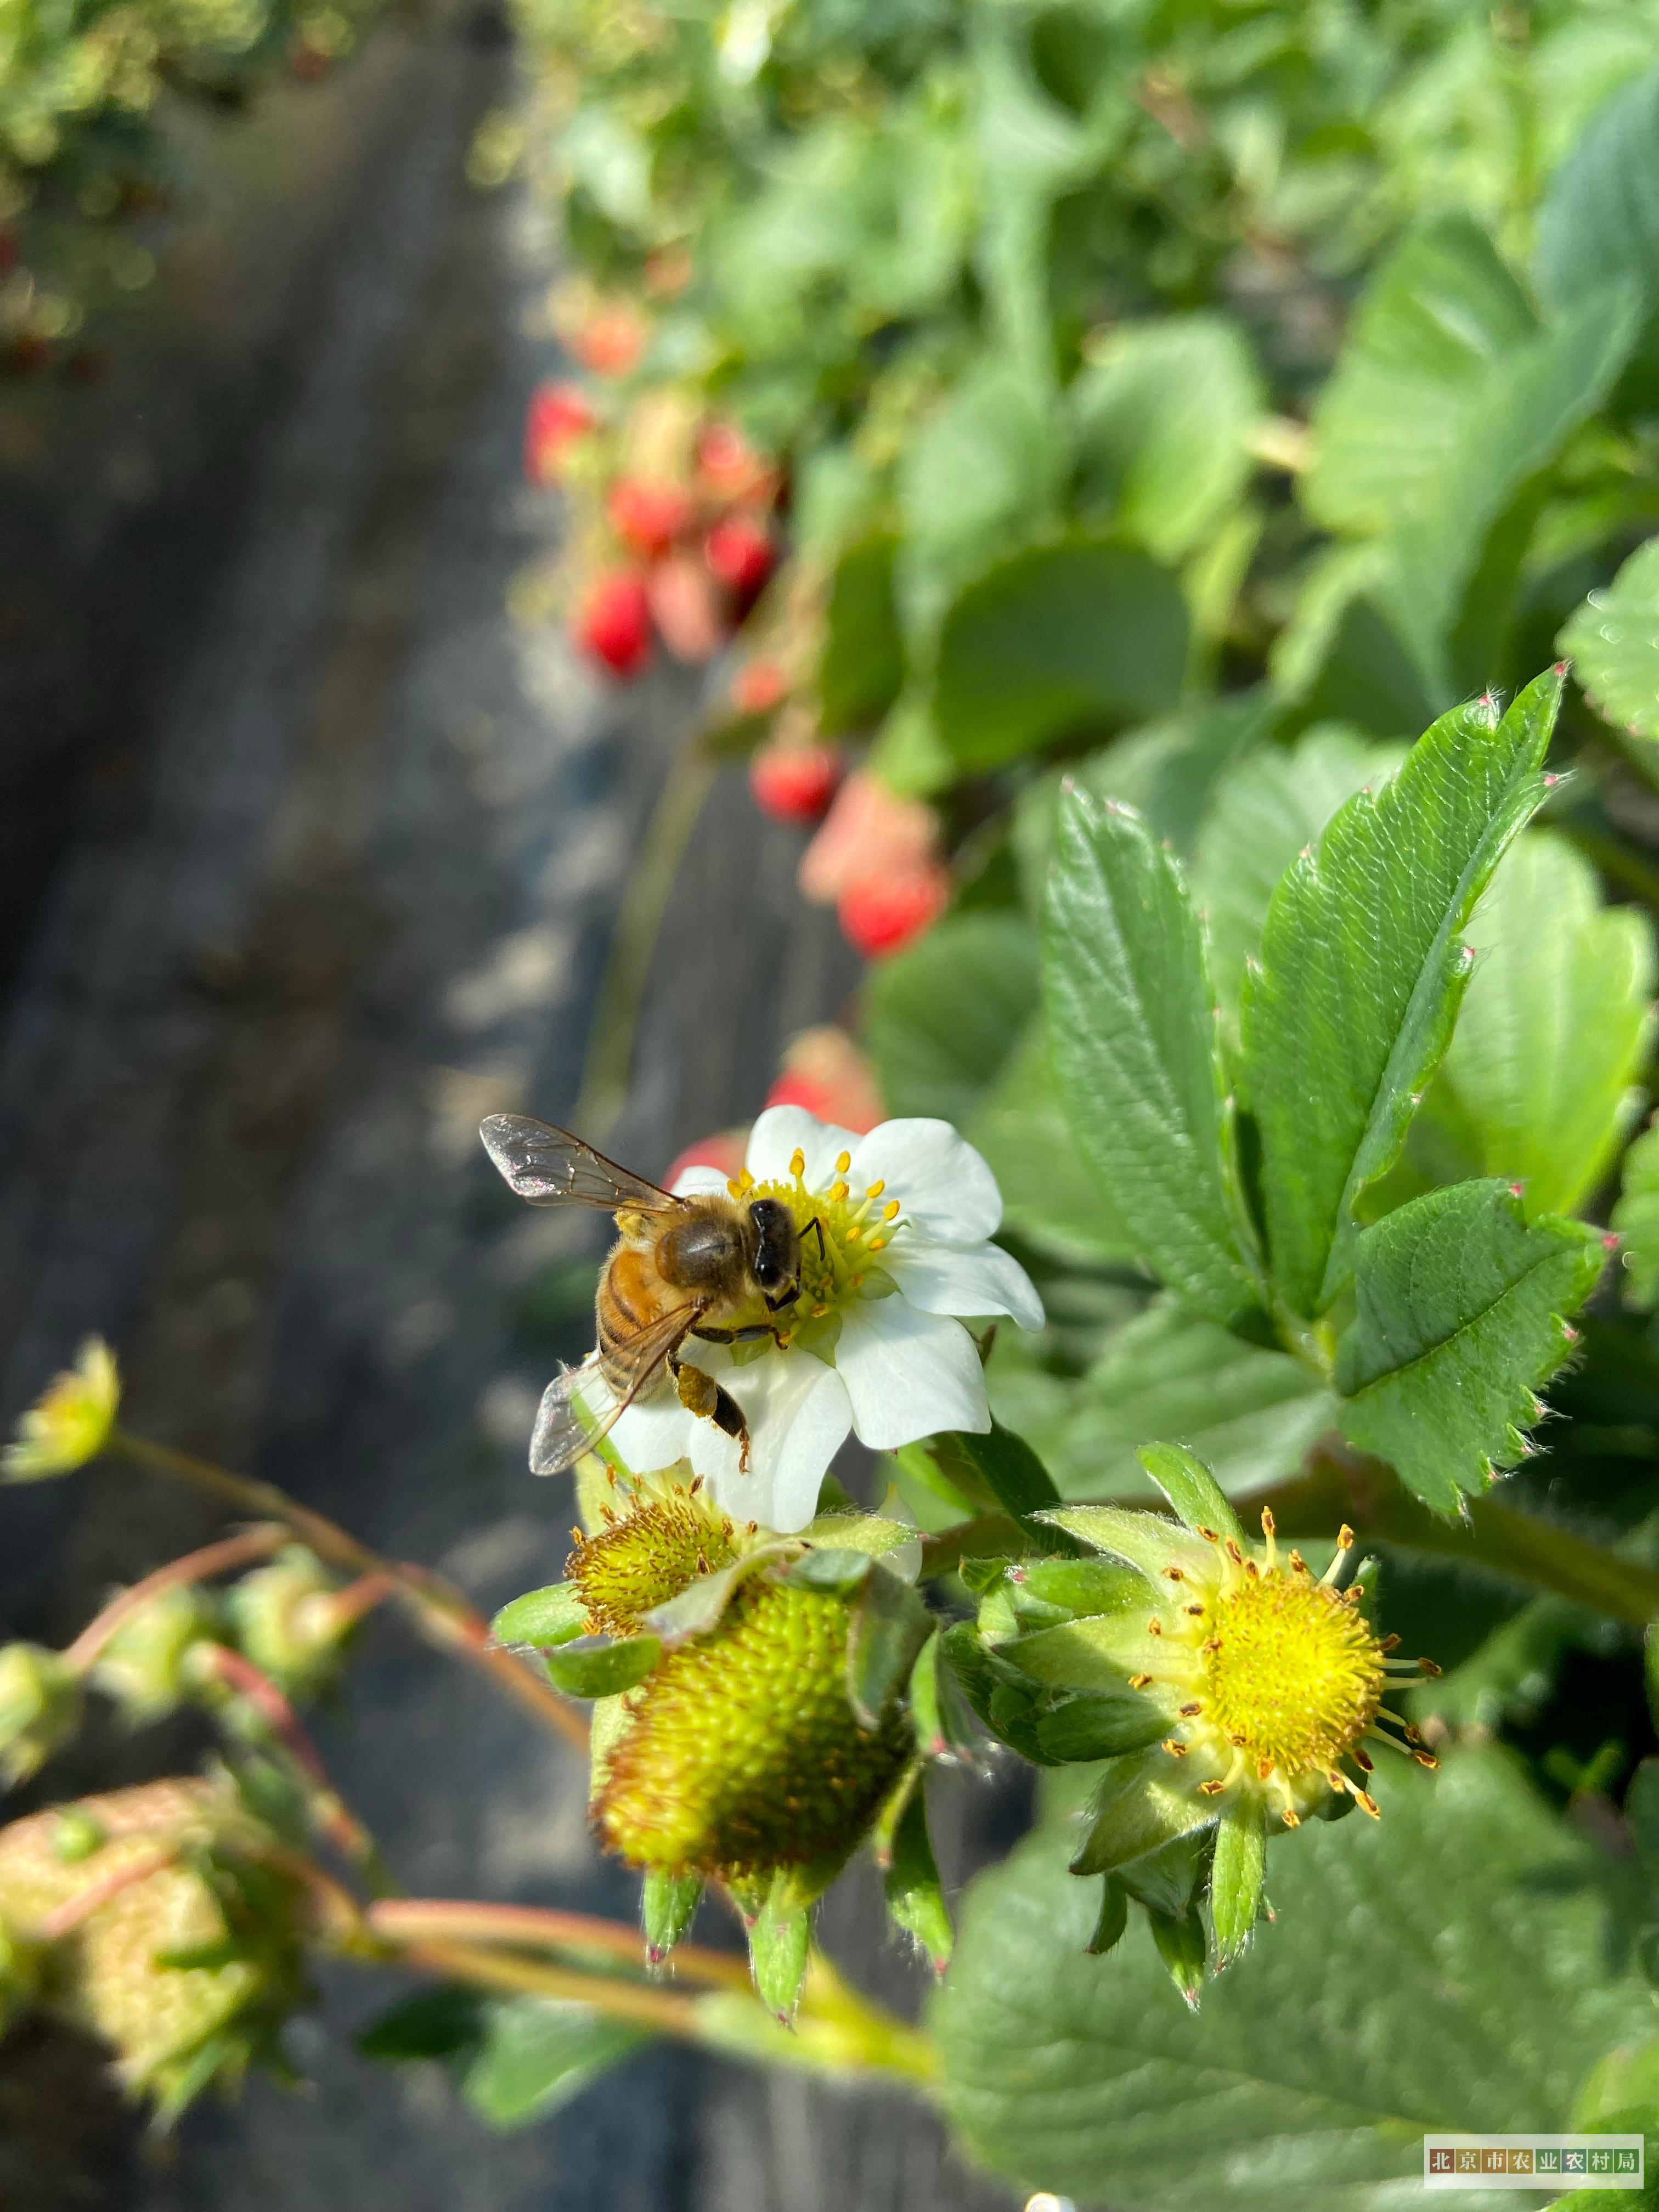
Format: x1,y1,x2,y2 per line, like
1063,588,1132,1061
749,739,844,826
838,867,951,959
524,380,596,486
0,1778,304,2112
0,1644,82,1787
696,420,770,504
732,659,788,716
764,1025,884,1134
596,1576,910,1881
573,571,652,677
704,515,775,600
571,303,647,378
608,476,694,558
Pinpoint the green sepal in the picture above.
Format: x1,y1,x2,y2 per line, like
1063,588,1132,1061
644,1547,788,1646
543,1637,661,1700
1036,1504,1208,1583
1032,1691,1169,1764
998,1612,1169,1691
801,1510,921,1575
884,1784,953,1973
748,1886,811,2024
641,1871,703,1966
1069,1751,1221,1877
1009,1558,1148,1618
1209,1798,1266,1965
939,1621,1056,1765
845,1565,933,1730
1087,1876,1128,1957
491,1583,586,1649
1115,1827,1212,1920
1136,1444,1243,1543
783,1547,874,1595
956,1555,1012,1597
586,1692,637,1805
1148,1904,1207,2010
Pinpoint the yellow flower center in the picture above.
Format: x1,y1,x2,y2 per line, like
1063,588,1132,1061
1201,1572,1385,1777
722,1146,903,1345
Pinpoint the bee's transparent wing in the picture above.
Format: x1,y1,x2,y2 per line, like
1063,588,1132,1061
480,1114,681,1212
528,1303,705,1477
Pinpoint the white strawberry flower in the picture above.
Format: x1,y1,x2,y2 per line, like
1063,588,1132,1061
601,1105,1043,1533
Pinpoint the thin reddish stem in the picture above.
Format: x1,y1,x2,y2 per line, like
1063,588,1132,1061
366,1898,750,1991
63,1525,288,1671
38,1846,178,1939
199,1643,380,1872
110,1432,588,1749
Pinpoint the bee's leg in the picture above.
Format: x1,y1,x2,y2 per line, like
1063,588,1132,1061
804,1217,828,1266
691,1321,778,1344
671,1357,752,1472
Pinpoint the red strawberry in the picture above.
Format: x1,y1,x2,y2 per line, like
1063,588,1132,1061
609,477,695,558
524,381,596,486
574,571,652,678
749,740,844,826
646,556,724,663
704,515,775,600
838,867,951,959
697,420,768,501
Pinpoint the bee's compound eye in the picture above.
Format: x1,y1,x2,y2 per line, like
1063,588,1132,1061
748,1198,795,1290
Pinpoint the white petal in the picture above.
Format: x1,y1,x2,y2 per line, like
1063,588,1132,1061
884,1236,1045,1330
715,1353,853,1533
848,1120,1002,1242
835,1297,990,1448
608,1380,699,1479
746,1104,860,1190
670,1164,732,1199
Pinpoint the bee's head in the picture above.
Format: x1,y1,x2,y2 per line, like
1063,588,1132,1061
747,1197,799,1293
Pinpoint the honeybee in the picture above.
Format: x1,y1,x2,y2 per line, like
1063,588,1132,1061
481,1114,821,1479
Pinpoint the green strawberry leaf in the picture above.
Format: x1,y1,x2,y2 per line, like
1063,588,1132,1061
1029,1297,1336,1504
460,1997,649,2130
1537,61,1659,381
1069,315,1265,562
1303,215,1539,540
864,911,1038,1126
932,536,1188,772
1335,1180,1606,1514
1437,831,1655,1218
1560,537,1659,749
1242,671,1560,1320
935,1749,1653,2210
1612,1117,1659,1310
1045,789,1262,1326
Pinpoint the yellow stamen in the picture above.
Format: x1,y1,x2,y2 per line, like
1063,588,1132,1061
789,1149,805,1178
834,1151,851,1175
865,1180,885,1199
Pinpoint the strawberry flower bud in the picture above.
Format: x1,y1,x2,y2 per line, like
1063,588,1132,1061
3,1338,120,1481
91,1585,221,1724
0,1644,82,1787
227,1547,351,1705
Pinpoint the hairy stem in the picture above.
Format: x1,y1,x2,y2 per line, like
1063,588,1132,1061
109,1431,588,1750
